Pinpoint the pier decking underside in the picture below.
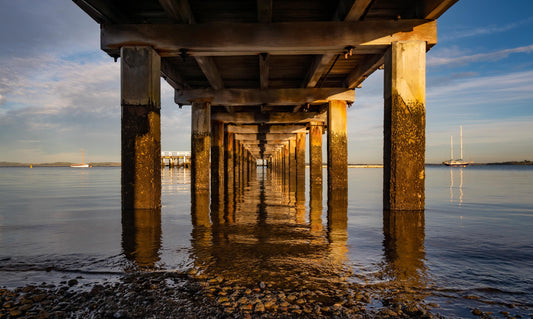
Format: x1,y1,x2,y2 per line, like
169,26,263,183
74,0,457,211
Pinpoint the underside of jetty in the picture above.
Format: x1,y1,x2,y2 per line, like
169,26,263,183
74,0,458,211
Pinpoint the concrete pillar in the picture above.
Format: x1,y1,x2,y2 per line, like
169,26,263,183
225,131,234,201
281,143,289,194
296,132,306,179
384,41,426,211
120,46,161,210
327,100,348,191
191,100,211,193
309,123,323,185
211,120,224,200
234,140,241,192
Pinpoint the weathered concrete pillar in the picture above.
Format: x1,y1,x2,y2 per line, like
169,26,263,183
384,41,426,211
327,100,348,191
211,120,224,200
281,143,289,194
191,100,211,193
234,140,241,193
225,131,234,200
121,46,161,210
309,122,323,184
296,132,306,179
296,132,306,222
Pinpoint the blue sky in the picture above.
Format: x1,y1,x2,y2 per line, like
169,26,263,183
0,1,532,163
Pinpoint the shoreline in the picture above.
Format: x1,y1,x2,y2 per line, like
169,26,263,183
1,161,531,168
0,271,447,319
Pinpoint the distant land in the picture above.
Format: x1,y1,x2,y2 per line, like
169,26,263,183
0,162,121,167
1,161,531,167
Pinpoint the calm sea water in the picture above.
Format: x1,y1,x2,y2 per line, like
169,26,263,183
0,166,532,317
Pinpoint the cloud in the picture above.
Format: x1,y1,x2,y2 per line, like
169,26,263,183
428,45,533,67
441,17,533,41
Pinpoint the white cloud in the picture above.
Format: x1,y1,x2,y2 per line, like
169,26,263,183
441,17,533,41
428,45,533,67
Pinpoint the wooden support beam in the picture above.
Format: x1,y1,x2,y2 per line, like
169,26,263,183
423,0,459,19
259,53,269,89
238,140,285,145
211,111,326,124
158,0,224,91
101,20,437,56
161,59,189,90
158,0,195,23
194,56,224,90
226,124,307,134
335,0,374,21
344,54,384,89
175,88,354,106
303,0,375,88
234,133,296,141
257,0,272,23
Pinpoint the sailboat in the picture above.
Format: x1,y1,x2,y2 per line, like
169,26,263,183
71,149,90,168
443,126,470,167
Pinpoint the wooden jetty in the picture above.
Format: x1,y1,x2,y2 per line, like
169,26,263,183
74,0,458,211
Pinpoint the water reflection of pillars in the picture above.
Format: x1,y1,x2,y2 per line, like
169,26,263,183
383,41,426,211
327,191,348,263
289,138,297,205
382,210,426,286
190,190,212,270
296,132,306,223
122,208,162,268
211,120,225,220
121,46,161,210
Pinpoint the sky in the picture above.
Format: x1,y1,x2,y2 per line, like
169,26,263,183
0,1,532,164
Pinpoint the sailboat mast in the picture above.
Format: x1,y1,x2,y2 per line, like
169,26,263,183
81,149,84,164
450,136,454,160
460,126,463,160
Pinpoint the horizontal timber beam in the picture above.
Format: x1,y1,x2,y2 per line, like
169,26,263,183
102,20,436,56
237,140,285,145
226,124,307,134
175,88,354,106
212,111,326,124
234,133,296,141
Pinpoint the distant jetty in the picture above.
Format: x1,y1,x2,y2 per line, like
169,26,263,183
0,162,121,167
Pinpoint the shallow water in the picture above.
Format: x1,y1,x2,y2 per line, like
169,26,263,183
0,166,532,317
